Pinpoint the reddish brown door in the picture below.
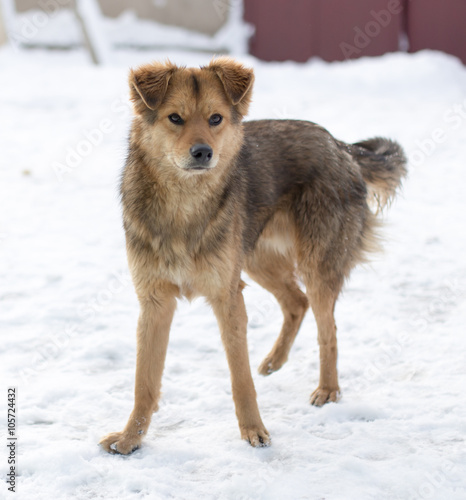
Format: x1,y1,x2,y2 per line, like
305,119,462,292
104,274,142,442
244,0,404,62
407,0,466,64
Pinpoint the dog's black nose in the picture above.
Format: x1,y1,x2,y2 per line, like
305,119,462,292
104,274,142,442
190,143,213,164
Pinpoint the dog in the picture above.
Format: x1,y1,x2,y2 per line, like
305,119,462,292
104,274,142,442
99,57,407,454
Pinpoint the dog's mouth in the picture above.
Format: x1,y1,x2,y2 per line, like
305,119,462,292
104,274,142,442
187,165,212,171
170,159,212,174
173,162,215,175
170,154,218,174
182,158,218,173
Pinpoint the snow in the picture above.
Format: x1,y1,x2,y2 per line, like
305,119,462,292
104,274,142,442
1,45,466,500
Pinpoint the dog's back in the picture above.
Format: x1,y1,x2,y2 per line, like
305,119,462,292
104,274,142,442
237,119,406,262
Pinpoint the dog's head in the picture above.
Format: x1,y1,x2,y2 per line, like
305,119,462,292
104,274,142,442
129,57,254,175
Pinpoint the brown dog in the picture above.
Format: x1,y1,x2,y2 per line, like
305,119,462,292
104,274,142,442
99,57,407,454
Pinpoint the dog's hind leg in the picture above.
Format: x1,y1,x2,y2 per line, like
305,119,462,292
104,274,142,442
301,271,343,407
245,250,309,376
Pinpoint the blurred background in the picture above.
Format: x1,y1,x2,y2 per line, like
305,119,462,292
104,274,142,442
1,3,466,499
0,0,465,64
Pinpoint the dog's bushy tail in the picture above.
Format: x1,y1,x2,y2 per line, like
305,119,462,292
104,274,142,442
349,138,408,212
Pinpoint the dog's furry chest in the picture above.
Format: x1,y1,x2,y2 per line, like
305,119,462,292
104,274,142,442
127,203,233,298
151,230,198,279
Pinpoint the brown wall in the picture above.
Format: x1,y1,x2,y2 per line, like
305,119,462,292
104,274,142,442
244,0,404,62
407,0,466,64
244,0,466,64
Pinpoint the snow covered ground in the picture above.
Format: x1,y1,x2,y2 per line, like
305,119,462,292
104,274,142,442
1,46,466,500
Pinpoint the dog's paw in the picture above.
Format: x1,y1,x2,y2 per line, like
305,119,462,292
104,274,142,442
99,431,141,455
258,353,286,376
240,426,271,447
310,387,341,407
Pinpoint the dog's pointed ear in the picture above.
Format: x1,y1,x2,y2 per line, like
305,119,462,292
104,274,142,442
129,62,176,113
208,57,254,116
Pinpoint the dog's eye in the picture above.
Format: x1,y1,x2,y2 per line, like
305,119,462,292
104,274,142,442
168,113,184,125
209,114,223,126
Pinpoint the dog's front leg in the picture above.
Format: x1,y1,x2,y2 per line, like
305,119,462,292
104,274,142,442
100,287,177,454
210,285,270,447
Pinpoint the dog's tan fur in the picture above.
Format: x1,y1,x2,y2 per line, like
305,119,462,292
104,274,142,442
99,57,407,454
